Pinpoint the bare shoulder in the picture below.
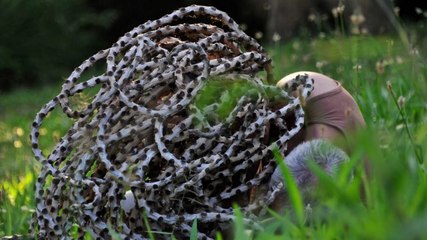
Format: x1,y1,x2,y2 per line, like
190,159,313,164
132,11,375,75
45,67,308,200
276,71,339,100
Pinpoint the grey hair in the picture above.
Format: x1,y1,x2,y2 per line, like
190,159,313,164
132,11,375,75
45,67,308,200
269,139,349,191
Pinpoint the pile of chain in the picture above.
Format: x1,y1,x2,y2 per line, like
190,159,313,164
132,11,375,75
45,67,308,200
30,5,314,239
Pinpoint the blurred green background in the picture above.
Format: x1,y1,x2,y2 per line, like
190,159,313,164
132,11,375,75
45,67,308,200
0,0,426,92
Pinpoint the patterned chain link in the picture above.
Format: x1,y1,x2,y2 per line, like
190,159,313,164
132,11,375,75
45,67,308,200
30,5,313,239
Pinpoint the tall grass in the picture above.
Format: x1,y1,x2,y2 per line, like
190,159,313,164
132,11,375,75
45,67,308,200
232,19,427,239
1,17,426,240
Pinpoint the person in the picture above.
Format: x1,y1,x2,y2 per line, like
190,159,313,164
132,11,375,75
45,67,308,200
268,139,349,210
267,71,366,211
276,71,366,154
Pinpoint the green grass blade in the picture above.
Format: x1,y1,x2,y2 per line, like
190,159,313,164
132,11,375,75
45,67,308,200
306,159,358,205
108,224,122,240
216,231,223,240
233,203,247,240
143,211,155,240
190,218,198,240
272,146,305,226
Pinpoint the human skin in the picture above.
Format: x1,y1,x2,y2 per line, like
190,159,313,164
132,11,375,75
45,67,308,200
276,71,371,207
268,72,367,212
276,70,371,187
276,71,356,146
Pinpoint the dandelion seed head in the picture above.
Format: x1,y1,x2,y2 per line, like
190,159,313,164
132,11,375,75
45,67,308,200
395,124,404,130
336,66,344,74
316,61,328,69
410,48,420,56
331,8,339,18
351,26,360,35
292,42,301,51
353,64,362,72
394,7,400,16
398,96,406,108
332,3,345,18
272,32,281,42
254,31,263,39
39,128,48,136
291,54,298,62
302,54,311,63
376,60,385,74
386,80,392,90
337,3,345,14
14,140,22,148
15,127,24,137
380,144,389,149
350,13,366,25
361,28,368,35
308,13,317,22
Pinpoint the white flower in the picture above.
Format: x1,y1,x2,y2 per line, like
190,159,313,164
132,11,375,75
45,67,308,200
350,13,366,25
308,13,317,22
398,96,406,108
332,8,339,18
272,32,281,42
316,61,328,69
394,7,400,16
410,48,420,56
353,64,362,72
254,31,263,39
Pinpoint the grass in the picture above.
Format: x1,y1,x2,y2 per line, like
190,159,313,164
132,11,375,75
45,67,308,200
0,83,71,236
1,23,427,239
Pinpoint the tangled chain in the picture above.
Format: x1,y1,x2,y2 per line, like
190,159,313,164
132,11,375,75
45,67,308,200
30,5,314,239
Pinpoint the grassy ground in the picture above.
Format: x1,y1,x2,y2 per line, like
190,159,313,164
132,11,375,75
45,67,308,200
1,29,426,238
258,34,427,239
0,83,72,236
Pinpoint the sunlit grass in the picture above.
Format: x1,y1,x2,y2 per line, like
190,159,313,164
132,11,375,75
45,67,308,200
0,83,72,237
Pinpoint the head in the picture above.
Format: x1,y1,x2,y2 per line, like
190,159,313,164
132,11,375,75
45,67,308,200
269,139,349,202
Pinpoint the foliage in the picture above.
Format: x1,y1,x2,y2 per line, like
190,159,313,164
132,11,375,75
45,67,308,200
0,0,116,91
234,21,427,239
